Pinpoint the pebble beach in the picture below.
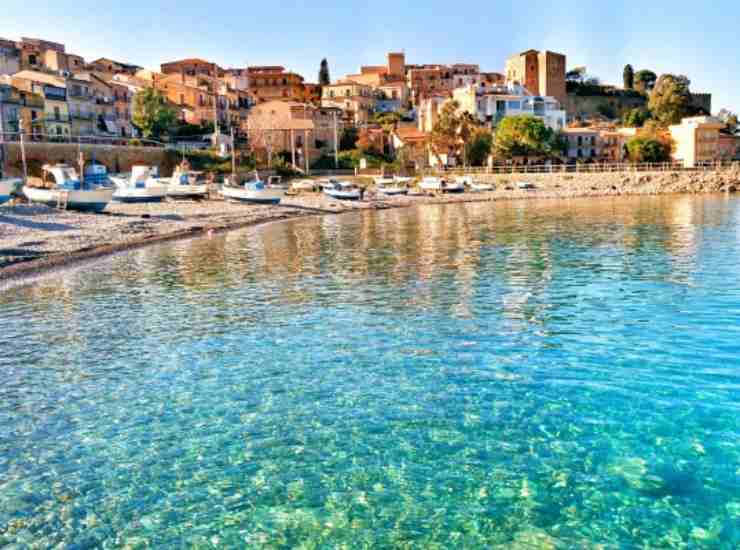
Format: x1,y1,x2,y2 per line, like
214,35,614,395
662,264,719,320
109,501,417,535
2,168,739,279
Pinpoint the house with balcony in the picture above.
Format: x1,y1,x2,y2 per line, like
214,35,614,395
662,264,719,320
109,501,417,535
0,39,20,76
73,73,118,135
321,80,375,125
0,77,45,139
67,76,96,136
12,70,71,138
561,127,601,160
453,82,566,131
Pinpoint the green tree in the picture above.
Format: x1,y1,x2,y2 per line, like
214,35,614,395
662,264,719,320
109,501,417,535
493,115,562,159
718,108,739,132
465,129,493,166
318,59,330,87
429,100,463,164
634,70,657,93
649,74,692,126
132,87,177,139
623,64,635,90
625,136,671,162
623,108,651,128
339,127,358,151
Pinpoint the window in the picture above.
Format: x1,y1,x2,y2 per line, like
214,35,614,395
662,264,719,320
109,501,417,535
29,54,37,65
54,106,61,121
591,149,596,157
507,101,520,110
577,136,583,146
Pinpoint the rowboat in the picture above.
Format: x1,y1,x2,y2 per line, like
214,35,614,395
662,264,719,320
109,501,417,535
456,176,494,192
322,179,362,200
221,175,284,204
419,176,465,194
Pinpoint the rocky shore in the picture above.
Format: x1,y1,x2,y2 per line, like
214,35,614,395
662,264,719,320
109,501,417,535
1,168,739,280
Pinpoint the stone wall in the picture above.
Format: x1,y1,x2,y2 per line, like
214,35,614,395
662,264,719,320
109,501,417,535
0,142,178,177
565,94,647,120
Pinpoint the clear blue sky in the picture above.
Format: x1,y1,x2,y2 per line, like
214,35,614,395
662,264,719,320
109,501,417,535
2,0,738,113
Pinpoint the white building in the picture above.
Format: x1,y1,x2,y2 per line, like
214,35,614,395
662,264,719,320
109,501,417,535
453,82,566,131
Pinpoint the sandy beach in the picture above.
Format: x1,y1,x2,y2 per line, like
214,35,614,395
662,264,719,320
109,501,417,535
1,168,739,280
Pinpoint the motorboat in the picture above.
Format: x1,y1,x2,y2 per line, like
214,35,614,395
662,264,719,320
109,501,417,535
221,174,284,204
419,176,465,194
393,176,414,185
290,179,319,193
110,165,168,203
374,176,408,196
159,168,208,199
0,178,21,205
517,181,536,190
456,175,494,192
23,164,114,213
322,179,362,200
267,175,290,190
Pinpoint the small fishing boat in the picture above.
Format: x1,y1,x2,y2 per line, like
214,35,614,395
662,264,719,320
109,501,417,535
374,177,408,196
160,168,208,199
419,176,465,194
517,181,536,190
23,164,114,212
456,175,494,192
322,179,362,201
393,176,414,185
0,178,21,205
110,166,168,203
290,179,318,193
221,172,284,204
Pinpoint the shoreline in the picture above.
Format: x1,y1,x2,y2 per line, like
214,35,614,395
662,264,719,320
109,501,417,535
2,169,739,282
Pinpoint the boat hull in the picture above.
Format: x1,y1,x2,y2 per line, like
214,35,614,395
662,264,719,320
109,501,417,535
113,186,168,203
23,186,114,212
221,186,283,204
324,190,361,201
377,187,408,196
166,184,208,199
419,183,465,193
0,179,21,204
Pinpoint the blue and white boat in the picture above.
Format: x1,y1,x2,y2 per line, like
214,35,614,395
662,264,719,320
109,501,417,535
154,168,208,199
221,173,284,204
110,166,168,203
0,178,21,205
322,178,362,200
23,164,115,213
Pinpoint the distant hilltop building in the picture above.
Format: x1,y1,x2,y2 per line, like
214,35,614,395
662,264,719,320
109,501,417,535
505,49,567,105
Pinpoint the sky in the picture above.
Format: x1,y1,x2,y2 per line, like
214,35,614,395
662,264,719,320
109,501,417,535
2,0,738,113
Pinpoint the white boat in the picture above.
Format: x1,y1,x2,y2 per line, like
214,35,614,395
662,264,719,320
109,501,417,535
322,179,362,200
221,175,284,204
23,164,114,213
419,176,465,194
393,176,414,185
456,176,494,192
290,179,318,192
110,166,168,203
517,181,536,190
374,177,408,196
160,169,208,199
0,178,21,204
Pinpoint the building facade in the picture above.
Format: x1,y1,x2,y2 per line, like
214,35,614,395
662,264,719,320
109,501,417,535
248,66,306,103
669,116,725,167
321,80,375,124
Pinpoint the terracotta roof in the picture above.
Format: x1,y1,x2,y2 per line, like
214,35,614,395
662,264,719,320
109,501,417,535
394,127,428,142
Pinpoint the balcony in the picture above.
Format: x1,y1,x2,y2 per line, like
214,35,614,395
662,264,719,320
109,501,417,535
71,112,95,120
43,115,71,123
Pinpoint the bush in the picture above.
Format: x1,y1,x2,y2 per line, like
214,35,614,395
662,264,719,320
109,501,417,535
625,137,671,162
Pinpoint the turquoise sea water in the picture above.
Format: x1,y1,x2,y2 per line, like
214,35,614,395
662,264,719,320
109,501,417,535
1,195,740,548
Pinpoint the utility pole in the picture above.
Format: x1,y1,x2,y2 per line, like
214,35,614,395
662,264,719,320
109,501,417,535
230,125,236,182
0,100,5,178
213,64,220,146
333,110,338,170
19,119,28,186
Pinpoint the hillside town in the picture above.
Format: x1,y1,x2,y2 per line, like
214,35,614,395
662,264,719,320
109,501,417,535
1,36,739,174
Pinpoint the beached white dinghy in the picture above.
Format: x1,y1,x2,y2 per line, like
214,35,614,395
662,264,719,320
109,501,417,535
221,174,284,204
322,179,362,200
0,178,21,204
160,168,208,199
23,164,114,213
419,176,465,194
290,179,319,193
110,165,168,203
517,181,536,190
456,175,494,192
374,176,408,196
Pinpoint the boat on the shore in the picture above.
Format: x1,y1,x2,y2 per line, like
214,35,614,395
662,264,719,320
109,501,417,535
159,168,208,199
419,176,465,194
517,181,536,190
374,176,408,196
290,179,319,193
322,179,362,200
0,178,21,204
456,175,494,192
221,173,284,204
23,164,114,212
110,166,168,203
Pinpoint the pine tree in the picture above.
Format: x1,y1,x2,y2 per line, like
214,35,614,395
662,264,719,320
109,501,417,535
318,59,330,86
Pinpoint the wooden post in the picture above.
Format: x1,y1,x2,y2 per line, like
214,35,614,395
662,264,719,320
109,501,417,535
230,126,236,183
304,129,309,175
19,119,28,186
290,128,296,169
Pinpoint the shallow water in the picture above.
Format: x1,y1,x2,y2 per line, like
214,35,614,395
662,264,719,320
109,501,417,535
1,195,739,548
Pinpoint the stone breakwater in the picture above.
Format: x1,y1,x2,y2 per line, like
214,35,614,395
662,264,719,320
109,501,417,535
1,169,739,280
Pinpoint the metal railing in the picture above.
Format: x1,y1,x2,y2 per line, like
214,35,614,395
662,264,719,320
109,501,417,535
0,130,166,147
421,160,740,176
